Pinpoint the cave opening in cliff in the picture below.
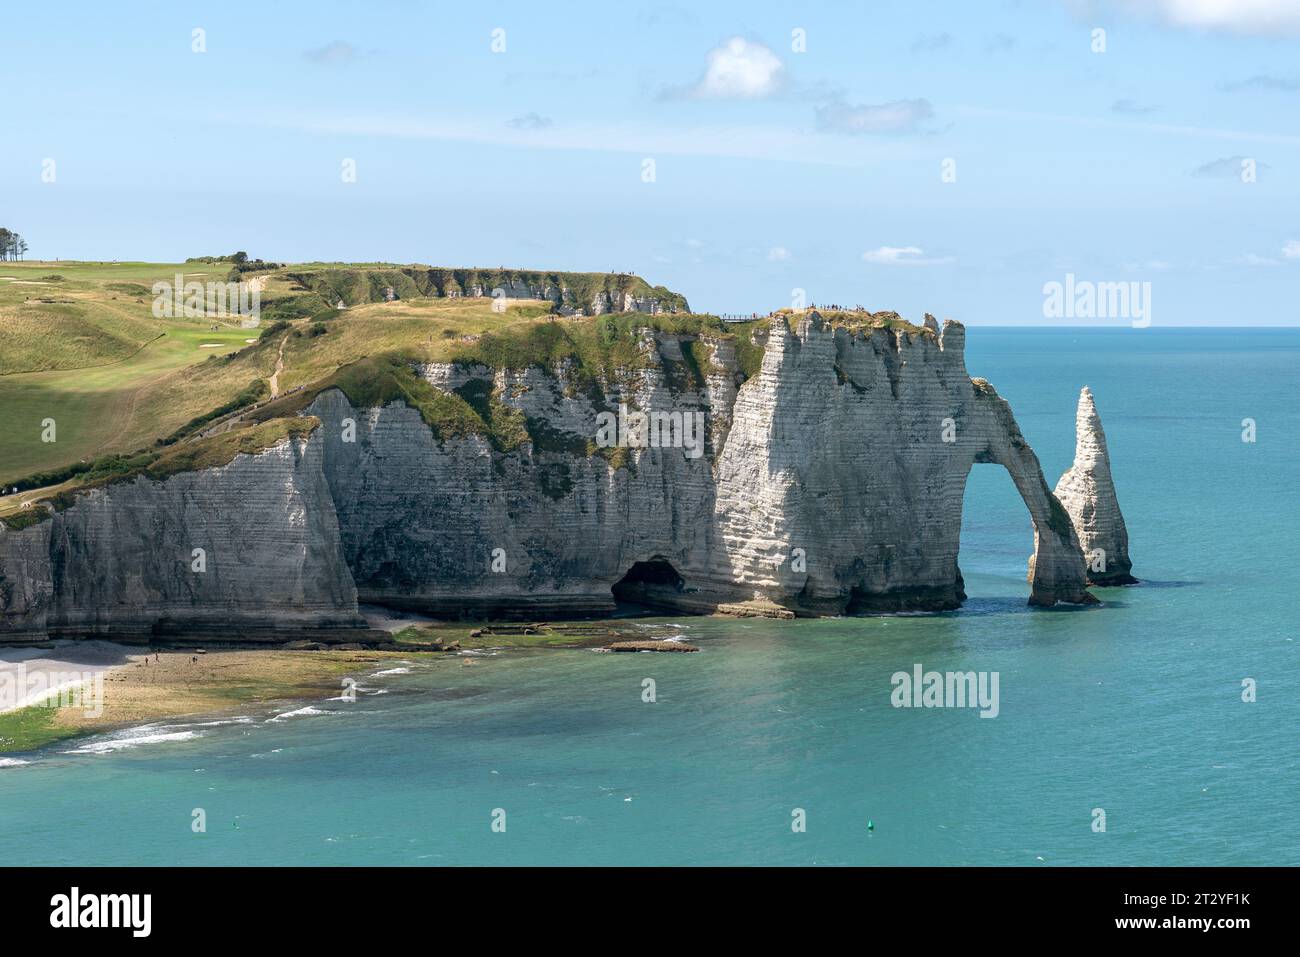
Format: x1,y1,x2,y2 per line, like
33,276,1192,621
612,558,687,612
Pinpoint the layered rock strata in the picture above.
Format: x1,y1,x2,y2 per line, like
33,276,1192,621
0,436,369,642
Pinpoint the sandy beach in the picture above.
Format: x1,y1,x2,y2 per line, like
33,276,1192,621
0,641,131,714
0,643,429,753
0,617,674,754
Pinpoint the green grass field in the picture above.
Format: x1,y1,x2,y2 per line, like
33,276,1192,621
0,262,262,484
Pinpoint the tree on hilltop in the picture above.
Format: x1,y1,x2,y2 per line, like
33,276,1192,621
0,228,27,261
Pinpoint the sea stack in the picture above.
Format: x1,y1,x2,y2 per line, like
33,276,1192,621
1053,386,1137,585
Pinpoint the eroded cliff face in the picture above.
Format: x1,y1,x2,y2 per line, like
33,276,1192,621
1054,386,1136,585
311,330,734,618
288,267,689,316
0,312,1101,640
699,314,1093,613
470,280,671,316
0,434,367,641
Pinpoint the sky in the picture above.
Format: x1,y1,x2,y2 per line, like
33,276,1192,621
3,0,1299,324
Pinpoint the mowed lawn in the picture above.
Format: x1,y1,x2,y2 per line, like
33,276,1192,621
0,329,255,484
0,262,255,485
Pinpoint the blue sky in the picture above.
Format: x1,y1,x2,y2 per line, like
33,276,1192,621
4,0,1299,323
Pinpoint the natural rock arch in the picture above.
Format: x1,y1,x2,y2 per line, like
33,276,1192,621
967,384,1097,607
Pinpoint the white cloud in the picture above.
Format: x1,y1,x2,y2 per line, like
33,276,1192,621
508,112,553,130
638,5,697,27
304,41,361,65
816,98,935,135
1283,240,1300,259
1220,74,1300,92
954,104,1300,146
1241,253,1280,266
226,109,931,169
667,38,786,100
1115,1,1300,36
984,33,1017,53
1112,98,1159,115
910,32,952,53
767,246,791,261
862,246,954,266
1192,154,1268,178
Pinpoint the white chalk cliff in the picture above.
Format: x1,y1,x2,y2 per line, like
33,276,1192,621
1053,386,1136,585
1,312,1109,641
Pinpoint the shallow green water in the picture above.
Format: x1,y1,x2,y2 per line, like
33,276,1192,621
2,328,1295,865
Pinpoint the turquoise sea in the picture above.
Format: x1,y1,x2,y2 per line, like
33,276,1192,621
2,328,1296,866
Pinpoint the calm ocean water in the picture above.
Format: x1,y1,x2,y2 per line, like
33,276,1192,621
2,328,1296,866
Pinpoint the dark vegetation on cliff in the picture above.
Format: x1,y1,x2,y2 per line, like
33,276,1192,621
448,311,763,385
252,355,532,453
0,506,51,531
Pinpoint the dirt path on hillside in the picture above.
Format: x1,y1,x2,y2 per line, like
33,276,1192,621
265,335,286,397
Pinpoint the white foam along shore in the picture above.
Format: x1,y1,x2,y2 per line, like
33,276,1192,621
0,640,137,714
63,726,200,754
